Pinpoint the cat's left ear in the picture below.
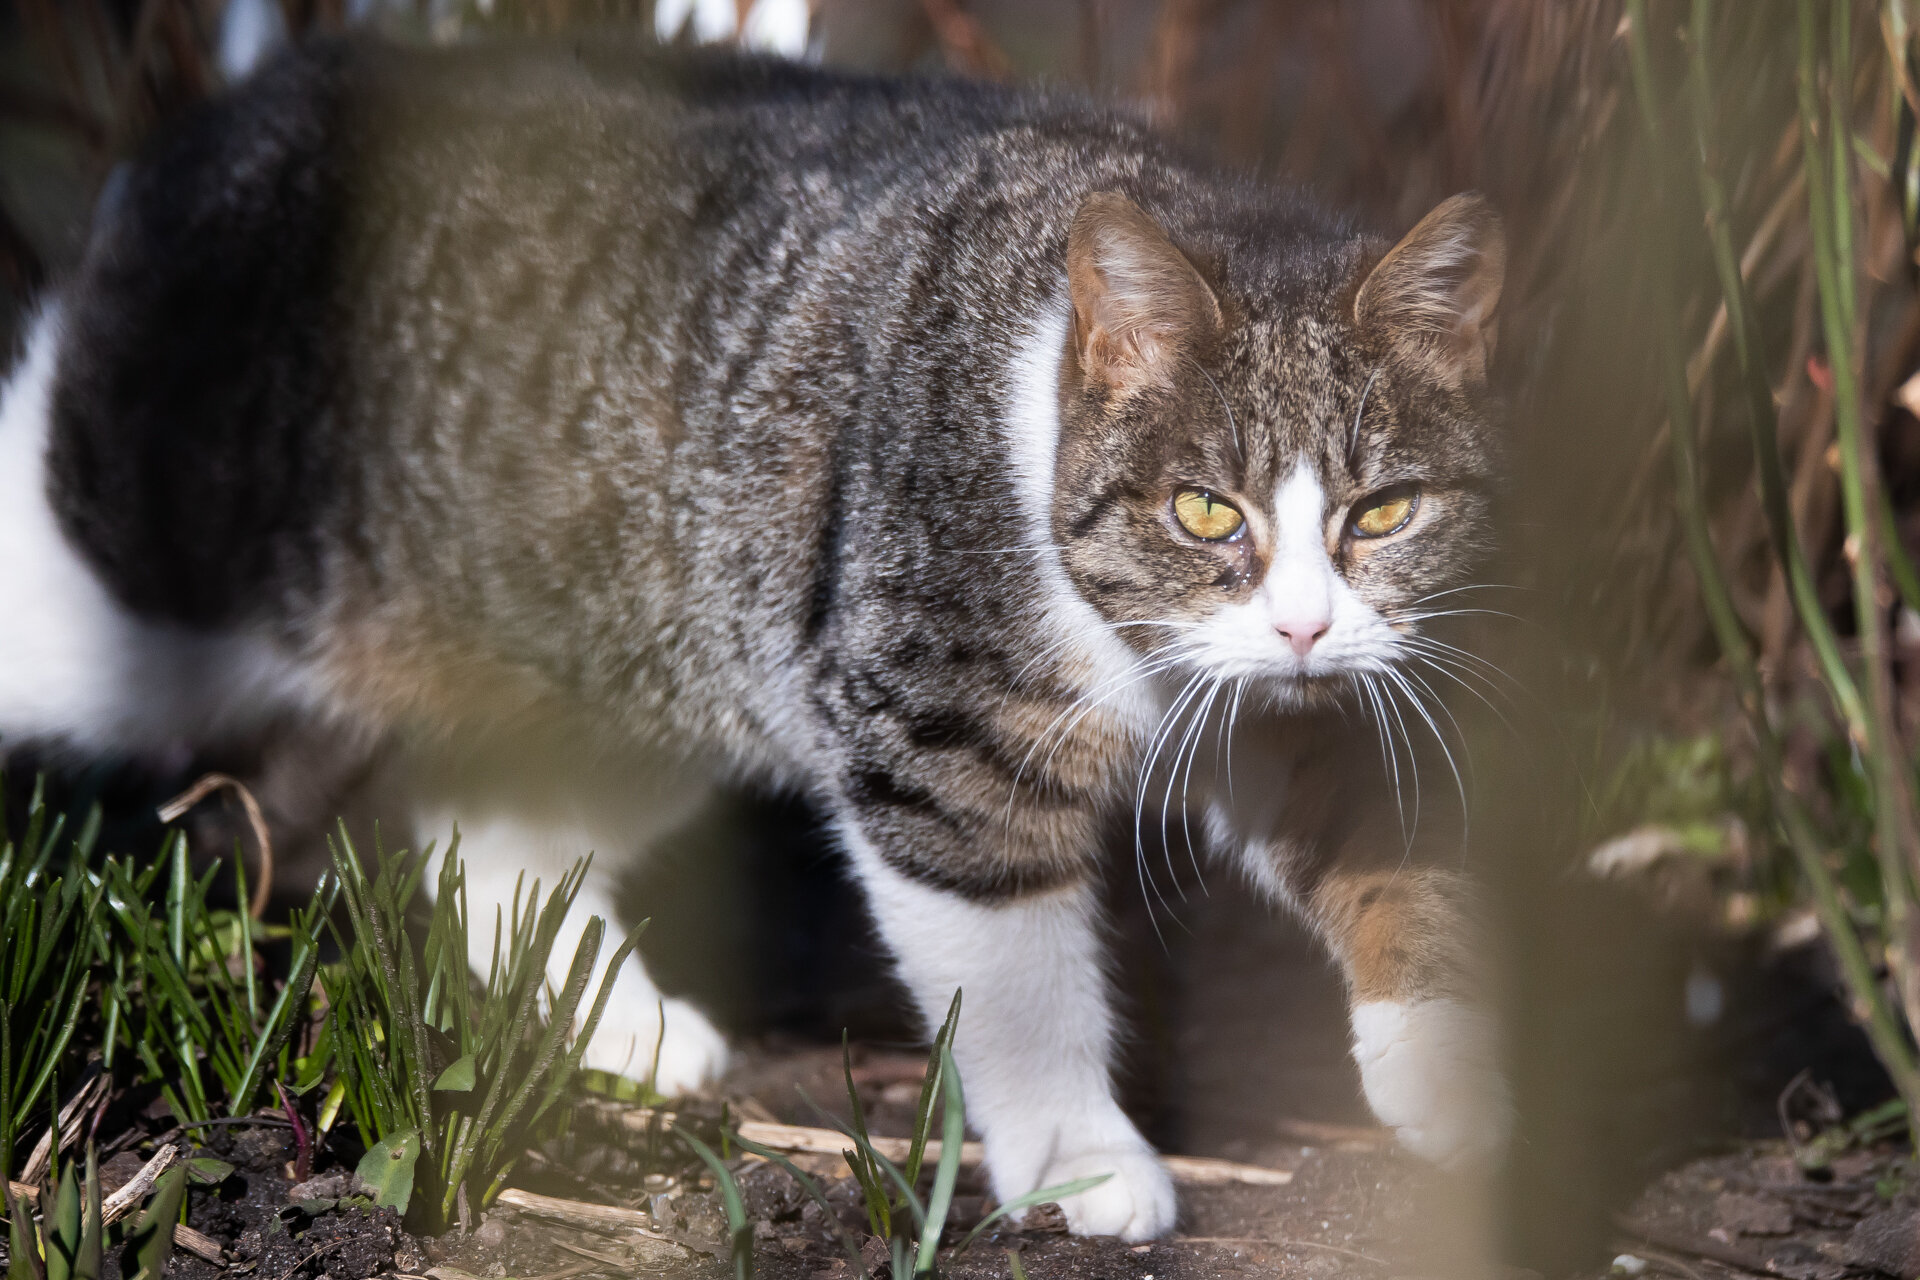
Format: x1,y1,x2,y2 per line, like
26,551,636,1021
1067,191,1223,393
1354,192,1505,389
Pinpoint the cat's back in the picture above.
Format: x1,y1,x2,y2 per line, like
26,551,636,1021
43,38,1144,637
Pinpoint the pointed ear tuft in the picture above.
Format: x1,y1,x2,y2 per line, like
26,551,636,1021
1354,192,1506,389
1067,192,1222,392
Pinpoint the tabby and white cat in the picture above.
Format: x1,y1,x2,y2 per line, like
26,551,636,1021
0,40,1510,1238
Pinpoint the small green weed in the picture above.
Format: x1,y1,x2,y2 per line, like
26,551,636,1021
716,991,1107,1279
2,1145,186,1280
322,827,642,1233
100,833,330,1125
0,780,105,1181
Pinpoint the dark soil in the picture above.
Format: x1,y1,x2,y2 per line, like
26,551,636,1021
1595,1146,1920,1280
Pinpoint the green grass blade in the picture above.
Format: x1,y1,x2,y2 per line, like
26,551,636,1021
797,1089,926,1232
125,1166,187,1280
467,916,603,1201
4,1177,43,1280
14,977,90,1150
680,1131,753,1280
727,1134,870,1279
904,991,961,1191
44,1158,79,1280
560,921,647,1075
913,1046,966,1275
839,1034,888,1237
953,1175,1111,1255
230,901,324,1117
73,1147,100,1280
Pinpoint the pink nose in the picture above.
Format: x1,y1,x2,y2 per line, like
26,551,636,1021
1276,618,1331,658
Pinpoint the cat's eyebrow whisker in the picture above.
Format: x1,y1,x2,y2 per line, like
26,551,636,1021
1347,366,1381,467
1184,354,1241,461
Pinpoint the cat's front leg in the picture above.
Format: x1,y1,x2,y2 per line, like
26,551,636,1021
1287,858,1511,1170
838,824,1176,1241
1215,718,1512,1171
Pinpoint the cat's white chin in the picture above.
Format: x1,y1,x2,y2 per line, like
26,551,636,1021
1350,998,1512,1170
579,996,729,1097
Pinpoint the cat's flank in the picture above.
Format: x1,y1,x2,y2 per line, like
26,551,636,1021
0,40,1511,1238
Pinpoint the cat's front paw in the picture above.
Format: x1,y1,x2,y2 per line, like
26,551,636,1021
582,996,729,1096
1025,1144,1176,1241
1350,998,1512,1170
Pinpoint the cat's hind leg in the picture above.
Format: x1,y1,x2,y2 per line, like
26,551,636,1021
839,824,1175,1241
411,777,729,1097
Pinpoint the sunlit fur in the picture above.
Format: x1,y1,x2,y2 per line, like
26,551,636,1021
0,45,1516,1235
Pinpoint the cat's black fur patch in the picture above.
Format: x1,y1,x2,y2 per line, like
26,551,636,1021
48,44,355,629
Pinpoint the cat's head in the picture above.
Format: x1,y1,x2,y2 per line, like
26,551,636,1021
1051,189,1505,709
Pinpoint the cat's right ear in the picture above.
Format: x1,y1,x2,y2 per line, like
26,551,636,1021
1354,192,1505,390
1067,192,1222,394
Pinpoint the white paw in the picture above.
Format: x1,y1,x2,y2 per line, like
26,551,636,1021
1351,998,1512,1170
581,996,729,1097
1024,1144,1176,1242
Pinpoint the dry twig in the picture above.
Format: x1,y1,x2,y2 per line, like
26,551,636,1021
101,1143,182,1226
599,1108,1292,1186
159,772,274,917
18,1073,110,1186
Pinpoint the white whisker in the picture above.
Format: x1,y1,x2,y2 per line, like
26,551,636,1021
1166,676,1223,897
1132,671,1207,938
1383,664,1468,846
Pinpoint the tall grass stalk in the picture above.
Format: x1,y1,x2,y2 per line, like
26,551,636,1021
1799,0,1920,1048
1628,0,1920,1129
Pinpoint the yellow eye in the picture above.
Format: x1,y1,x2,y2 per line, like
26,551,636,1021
1351,490,1418,538
1173,488,1245,541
